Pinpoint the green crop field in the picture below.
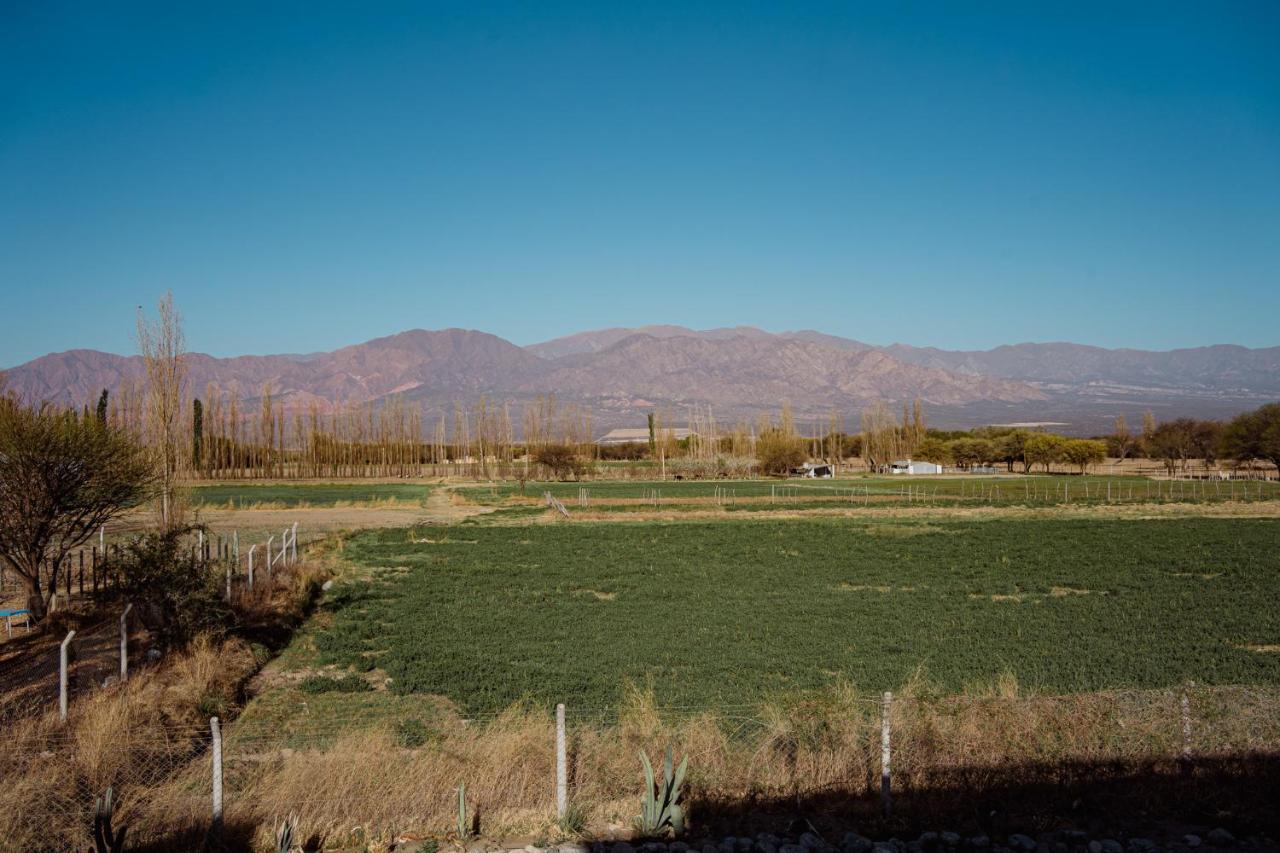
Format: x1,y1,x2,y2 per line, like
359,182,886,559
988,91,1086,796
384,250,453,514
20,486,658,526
191,482,433,507
309,516,1280,714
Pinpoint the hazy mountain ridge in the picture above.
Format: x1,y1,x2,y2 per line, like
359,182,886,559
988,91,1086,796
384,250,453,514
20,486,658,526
4,326,1276,433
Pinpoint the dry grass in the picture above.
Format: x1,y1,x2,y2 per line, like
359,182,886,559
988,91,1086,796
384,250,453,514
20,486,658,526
0,559,329,852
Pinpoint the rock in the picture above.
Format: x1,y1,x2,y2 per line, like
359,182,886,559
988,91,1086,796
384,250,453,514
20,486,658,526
756,841,777,853
615,843,636,853
969,839,991,851
702,845,718,853
781,845,809,853
801,835,825,851
1127,840,1156,852
1206,830,1235,847
737,840,755,853
1098,841,1123,853
670,844,689,853
721,840,737,853
918,834,939,850
1087,843,1102,853
641,843,667,853
872,844,897,853
1184,837,1202,849
843,834,873,853
322,579,334,591
146,647,162,662
1051,844,1068,853
561,845,587,853
941,835,961,849
906,843,923,853
1010,835,1037,852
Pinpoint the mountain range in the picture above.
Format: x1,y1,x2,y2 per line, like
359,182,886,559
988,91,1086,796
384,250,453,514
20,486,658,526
5,326,1278,435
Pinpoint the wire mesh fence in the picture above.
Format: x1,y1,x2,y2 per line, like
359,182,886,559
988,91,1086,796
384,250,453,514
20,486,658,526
5,684,1279,850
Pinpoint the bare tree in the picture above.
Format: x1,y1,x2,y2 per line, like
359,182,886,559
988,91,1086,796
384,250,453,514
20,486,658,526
0,397,154,620
136,293,187,528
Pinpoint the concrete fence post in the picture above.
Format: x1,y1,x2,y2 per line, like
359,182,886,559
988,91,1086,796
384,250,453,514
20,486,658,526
291,522,298,564
880,691,893,817
247,544,257,589
119,603,133,682
556,703,567,818
59,630,76,721
211,716,224,832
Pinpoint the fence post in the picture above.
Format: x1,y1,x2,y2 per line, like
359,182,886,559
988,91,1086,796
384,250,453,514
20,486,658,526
59,630,76,721
1180,693,1193,774
556,702,567,818
119,603,133,682
880,691,893,817
291,522,298,564
211,716,224,833
225,563,232,602
248,545,257,589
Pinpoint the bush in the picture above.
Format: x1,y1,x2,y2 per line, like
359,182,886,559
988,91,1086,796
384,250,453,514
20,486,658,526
297,674,373,694
396,718,431,747
534,444,587,480
755,429,807,476
117,525,232,648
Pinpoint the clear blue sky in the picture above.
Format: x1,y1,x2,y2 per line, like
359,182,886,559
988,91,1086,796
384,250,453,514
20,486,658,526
2,2,1278,366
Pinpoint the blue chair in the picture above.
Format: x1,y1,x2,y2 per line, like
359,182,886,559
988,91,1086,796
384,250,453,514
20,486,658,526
1,608,32,639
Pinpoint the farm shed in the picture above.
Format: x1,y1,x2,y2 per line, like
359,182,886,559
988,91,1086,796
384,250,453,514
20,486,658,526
790,462,834,478
596,427,696,445
890,459,943,475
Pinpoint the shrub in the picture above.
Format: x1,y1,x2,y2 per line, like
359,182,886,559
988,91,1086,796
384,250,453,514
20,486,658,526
534,444,587,480
755,428,807,476
117,525,232,648
297,674,373,694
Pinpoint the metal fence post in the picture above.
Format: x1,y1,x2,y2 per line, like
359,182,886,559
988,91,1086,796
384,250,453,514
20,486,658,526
211,716,224,832
556,702,567,818
119,603,133,682
59,630,76,721
881,691,893,817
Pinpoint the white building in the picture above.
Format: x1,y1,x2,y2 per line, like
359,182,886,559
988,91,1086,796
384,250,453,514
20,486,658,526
596,427,696,446
890,459,943,475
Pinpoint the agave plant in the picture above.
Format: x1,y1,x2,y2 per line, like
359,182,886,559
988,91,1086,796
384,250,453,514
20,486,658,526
456,783,469,839
636,747,688,837
275,814,298,853
88,787,128,853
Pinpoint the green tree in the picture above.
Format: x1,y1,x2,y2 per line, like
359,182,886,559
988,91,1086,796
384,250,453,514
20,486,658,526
0,397,155,620
1146,419,1197,475
1024,433,1067,473
1220,402,1280,475
1061,438,1107,474
914,436,952,465
95,388,110,425
192,397,204,470
948,437,995,469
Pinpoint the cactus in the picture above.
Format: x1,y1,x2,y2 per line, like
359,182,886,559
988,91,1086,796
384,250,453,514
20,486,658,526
275,814,298,853
456,783,469,839
88,787,128,853
636,746,688,837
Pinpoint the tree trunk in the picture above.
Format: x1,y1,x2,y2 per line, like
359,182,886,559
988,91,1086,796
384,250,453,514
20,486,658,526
22,574,46,621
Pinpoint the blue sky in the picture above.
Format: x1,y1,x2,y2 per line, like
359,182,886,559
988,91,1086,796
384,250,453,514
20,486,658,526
2,1,1278,366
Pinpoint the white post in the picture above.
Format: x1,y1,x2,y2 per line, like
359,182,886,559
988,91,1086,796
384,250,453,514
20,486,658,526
291,522,298,563
100,525,105,554
233,530,239,565
556,702,567,818
1181,693,1192,768
247,544,257,589
198,529,204,560
59,630,76,721
267,536,275,575
211,716,224,831
880,691,892,816
119,603,132,682
225,563,231,602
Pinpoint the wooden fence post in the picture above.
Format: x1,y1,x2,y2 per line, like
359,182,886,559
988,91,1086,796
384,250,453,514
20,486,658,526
60,630,76,721
880,691,893,817
556,702,568,818
119,604,133,682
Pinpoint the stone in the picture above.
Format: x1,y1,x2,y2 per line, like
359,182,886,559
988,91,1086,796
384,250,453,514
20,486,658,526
969,839,991,851
322,579,334,591
843,834,874,853
1206,830,1235,847
941,835,961,849
737,840,755,853
781,845,809,853
702,845,718,853
615,843,636,853
670,844,688,853
561,845,587,853
756,841,777,853
1052,844,1068,853
1010,835,1037,852
642,843,667,853
1127,840,1156,852
801,835,825,851
1098,840,1123,853
1184,837,1202,849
